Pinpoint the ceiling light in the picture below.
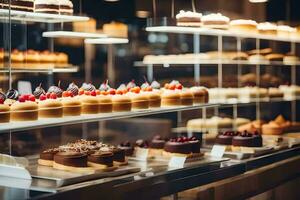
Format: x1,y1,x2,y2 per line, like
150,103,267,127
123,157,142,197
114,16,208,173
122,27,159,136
136,11,150,18
249,0,268,3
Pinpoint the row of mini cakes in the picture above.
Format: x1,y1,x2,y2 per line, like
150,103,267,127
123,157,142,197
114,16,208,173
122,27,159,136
38,139,127,172
175,11,300,39
1,0,73,15
0,80,209,123
118,135,201,158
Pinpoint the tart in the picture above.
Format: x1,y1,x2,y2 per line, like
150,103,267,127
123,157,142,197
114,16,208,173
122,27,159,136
112,95,132,112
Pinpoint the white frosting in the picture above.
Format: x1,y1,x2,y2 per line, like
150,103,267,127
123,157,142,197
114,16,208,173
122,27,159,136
257,22,277,30
59,0,73,8
277,25,296,33
201,13,230,22
230,19,257,26
35,0,59,5
175,10,202,19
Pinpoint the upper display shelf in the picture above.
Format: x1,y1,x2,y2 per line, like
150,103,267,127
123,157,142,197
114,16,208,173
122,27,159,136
0,9,89,23
146,26,300,43
85,38,129,44
42,31,107,39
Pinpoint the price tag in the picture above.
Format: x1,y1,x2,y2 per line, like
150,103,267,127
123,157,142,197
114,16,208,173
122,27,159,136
18,81,32,95
211,145,226,158
168,156,187,168
135,148,149,161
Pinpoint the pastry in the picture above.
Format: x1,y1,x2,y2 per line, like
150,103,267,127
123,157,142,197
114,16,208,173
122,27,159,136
127,87,149,110
3,0,34,12
10,95,38,121
279,85,300,99
232,131,262,147
257,22,277,35
141,82,161,108
277,25,297,38
40,51,56,63
112,95,132,112
268,87,284,98
24,50,40,63
58,0,73,15
98,95,113,113
34,0,60,14
88,151,114,169
283,54,299,64
265,53,284,61
0,98,10,123
11,49,24,63
61,95,82,116
118,141,134,156
80,94,99,114
103,22,128,38
247,48,272,56
55,52,69,63
216,131,238,145
73,18,97,33
201,13,230,29
38,148,60,167
190,86,209,104
175,10,202,27
180,89,194,106
262,121,283,135
149,135,166,157
248,54,268,63
38,93,63,118
229,19,257,32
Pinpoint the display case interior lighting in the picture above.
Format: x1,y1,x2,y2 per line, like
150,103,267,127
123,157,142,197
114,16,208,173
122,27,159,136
249,0,268,3
104,0,119,2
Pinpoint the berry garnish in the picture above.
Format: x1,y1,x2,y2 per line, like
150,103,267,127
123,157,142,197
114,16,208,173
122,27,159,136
18,96,26,102
39,94,47,101
90,90,97,96
50,93,57,99
29,95,36,102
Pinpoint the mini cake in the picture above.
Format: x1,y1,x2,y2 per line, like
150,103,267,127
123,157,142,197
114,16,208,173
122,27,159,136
257,22,277,35
118,141,134,156
0,101,10,123
112,95,132,112
109,147,127,165
175,10,202,27
127,86,149,110
10,95,38,121
229,19,257,32
163,136,201,157
34,0,60,14
5,0,34,12
201,13,230,29
38,148,60,167
24,50,40,63
149,135,166,156
161,90,181,107
141,82,161,108
232,131,262,147
38,93,63,118
103,22,128,38
180,89,194,106
53,151,91,172
80,94,99,114
61,93,82,116
277,25,297,38
97,95,113,113
55,52,68,64
262,121,283,135
230,52,249,60
265,53,284,61
283,54,299,64
190,86,209,104
11,49,24,63
40,51,56,63
59,0,73,15
88,151,114,169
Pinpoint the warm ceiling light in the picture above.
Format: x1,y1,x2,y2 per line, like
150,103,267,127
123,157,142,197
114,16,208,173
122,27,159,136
104,0,119,2
249,0,268,3
136,11,150,18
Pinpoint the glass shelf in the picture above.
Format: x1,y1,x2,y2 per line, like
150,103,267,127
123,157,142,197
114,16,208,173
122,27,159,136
0,65,79,73
42,31,107,39
85,38,129,44
0,9,89,23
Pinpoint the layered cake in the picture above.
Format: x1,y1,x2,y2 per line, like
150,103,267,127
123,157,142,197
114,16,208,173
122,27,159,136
180,89,194,106
38,94,63,118
3,0,34,12
10,94,38,121
163,136,201,157
59,0,73,15
257,22,277,35
118,141,134,156
229,19,257,32
176,10,202,27
112,95,132,112
103,22,128,38
34,0,60,14
201,13,230,29
248,54,268,63
232,131,263,147
0,91,9,123
190,86,209,104
38,148,61,166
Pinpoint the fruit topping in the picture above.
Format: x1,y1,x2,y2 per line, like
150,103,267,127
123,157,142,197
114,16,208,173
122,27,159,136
33,83,46,99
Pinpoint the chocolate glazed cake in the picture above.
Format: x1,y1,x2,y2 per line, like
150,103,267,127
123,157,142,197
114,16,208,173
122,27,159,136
38,148,61,166
232,131,262,147
54,151,88,167
216,131,239,145
88,151,114,167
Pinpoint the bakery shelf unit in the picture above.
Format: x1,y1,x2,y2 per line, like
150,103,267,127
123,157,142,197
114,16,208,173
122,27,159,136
0,103,218,134
0,8,89,23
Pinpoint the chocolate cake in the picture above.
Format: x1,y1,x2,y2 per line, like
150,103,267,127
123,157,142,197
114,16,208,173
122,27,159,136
150,135,166,149
2,0,34,12
118,141,134,156
54,151,88,167
34,0,59,14
110,147,126,163
216,131,239,145
88,151,113,167
164,136,200,155
232,131,262,147
40,148,61,161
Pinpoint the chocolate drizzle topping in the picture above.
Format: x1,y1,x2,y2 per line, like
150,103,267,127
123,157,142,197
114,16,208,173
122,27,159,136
81,82,96,91
6,89,19,100
48,81,63,97
67,82,79,96
33,83,46,98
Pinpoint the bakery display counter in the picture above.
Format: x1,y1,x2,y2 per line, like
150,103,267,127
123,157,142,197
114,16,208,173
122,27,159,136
0,9,89,23
145,25,300,43
0,103,218,133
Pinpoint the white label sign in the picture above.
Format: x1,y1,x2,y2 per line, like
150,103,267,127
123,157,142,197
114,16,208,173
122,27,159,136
168,156,187,168
135,148,149,161
211,145,226,158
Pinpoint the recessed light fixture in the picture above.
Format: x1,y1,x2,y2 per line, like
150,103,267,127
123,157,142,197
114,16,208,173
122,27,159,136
249,0,268,3
104,0,119,2
136,11,150,18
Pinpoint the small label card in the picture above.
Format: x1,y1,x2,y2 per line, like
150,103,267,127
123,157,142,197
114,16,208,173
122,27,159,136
135,148,149,161
211,145,226,158
168,156,187,168
18,81,32,95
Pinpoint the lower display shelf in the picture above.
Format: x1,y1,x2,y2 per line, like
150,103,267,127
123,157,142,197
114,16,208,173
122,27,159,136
0,104,218,133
